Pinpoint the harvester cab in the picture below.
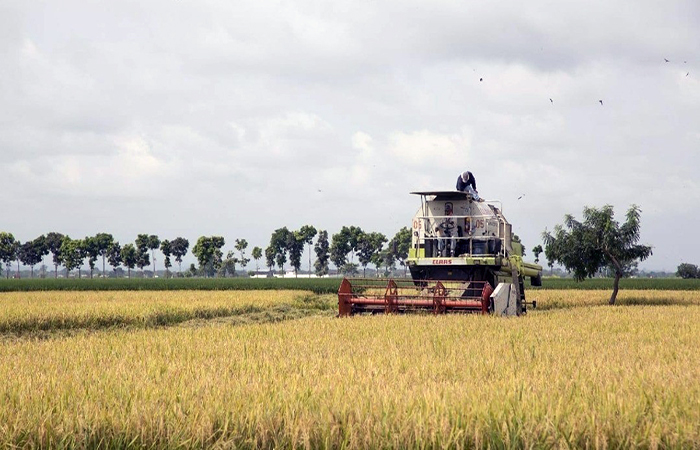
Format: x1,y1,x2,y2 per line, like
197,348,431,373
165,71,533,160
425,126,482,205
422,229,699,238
338,191,543,317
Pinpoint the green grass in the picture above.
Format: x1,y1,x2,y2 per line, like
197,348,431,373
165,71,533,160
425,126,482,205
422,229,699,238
531,277,700,290
1,275,698,293
0,277,342,294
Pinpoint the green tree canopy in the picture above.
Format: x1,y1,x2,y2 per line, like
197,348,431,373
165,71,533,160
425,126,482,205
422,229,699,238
677,263,698,279
107,241,122,275
170,237,189,274
542,204,652,305
357,231,387,277
298,225,317,273
83,236,100,278
120,243,137,278
391,227,412,275
314,230,330,276
192,236,225,277
45,232,65,278
264,246,276,274
251,246,263,273
288,232,306,277
329,227,354,270
93,233,114,276
0,232,18,279
147,235,160,275
160,240,172,276
134,234,151,275
268,227,291,273
234,239,250,273
59,237,85,278
19,238,45,278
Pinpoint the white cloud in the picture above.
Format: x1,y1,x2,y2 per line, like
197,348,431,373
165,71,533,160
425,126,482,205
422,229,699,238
388,130,472,168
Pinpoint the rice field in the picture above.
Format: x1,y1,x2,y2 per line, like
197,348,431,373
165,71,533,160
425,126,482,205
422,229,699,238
1,289,699,448
0,290,334,336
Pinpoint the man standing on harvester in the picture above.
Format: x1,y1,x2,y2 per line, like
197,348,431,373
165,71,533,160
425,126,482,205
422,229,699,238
456,170,483,201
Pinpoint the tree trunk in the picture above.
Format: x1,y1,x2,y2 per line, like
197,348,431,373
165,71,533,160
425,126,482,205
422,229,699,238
609,272,621,305
605,250,623,305
102,255,106,278
55,264,58,278
31,266,34,278
16,260,20,279
128,267,131,278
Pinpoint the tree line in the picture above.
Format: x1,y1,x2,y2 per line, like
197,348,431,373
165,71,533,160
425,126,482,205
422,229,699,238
0,226,412,279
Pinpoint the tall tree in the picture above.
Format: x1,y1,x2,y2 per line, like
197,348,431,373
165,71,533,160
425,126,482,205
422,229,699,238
33,235,49,277
379,247,397,276
234,239,250,275
120,243,137,278
542,204,652,305
170,237,189,275
314,230,330,276
288,232,306,277
93,233,114,277
83,236,100,278
107,241,122,276
298,225,317,274
45,232,64,278
211,236,225,275
357,231,387,277
0,233,18,279
160,239,172,278
19,240,42,278
192,237,213,277
147,235,160,276
219,251,235,277
329,228,351,271
264,246,276,275
268,227,291,274
251,246,263,273
391,227,412,276
134,234,151,276
192,236,225,277
346,226,364,264
59,237,85,278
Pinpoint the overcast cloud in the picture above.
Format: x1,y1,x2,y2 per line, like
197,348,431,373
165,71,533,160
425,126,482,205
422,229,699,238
1,0,699,271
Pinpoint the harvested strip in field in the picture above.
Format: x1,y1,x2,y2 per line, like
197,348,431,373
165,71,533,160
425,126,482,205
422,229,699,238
0,290,333,336
0,305,698,448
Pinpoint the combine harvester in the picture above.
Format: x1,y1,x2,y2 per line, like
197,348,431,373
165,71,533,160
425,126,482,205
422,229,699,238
338,191,542,317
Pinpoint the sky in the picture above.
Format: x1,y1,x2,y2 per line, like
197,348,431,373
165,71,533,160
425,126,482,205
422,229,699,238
1,0,699,272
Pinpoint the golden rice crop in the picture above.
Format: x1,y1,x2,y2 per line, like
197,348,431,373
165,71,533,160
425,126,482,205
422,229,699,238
0,296,698,448
0,290,328,335
529,289,700,310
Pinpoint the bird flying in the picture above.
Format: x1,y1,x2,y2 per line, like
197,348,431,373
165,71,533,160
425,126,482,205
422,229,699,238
599,100,603,105
664,58,670,62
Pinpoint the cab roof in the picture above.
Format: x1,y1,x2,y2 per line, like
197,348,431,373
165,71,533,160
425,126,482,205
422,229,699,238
410,191,472,200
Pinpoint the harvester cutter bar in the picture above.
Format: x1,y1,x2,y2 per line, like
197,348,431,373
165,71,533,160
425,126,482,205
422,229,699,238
338,278,493,317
